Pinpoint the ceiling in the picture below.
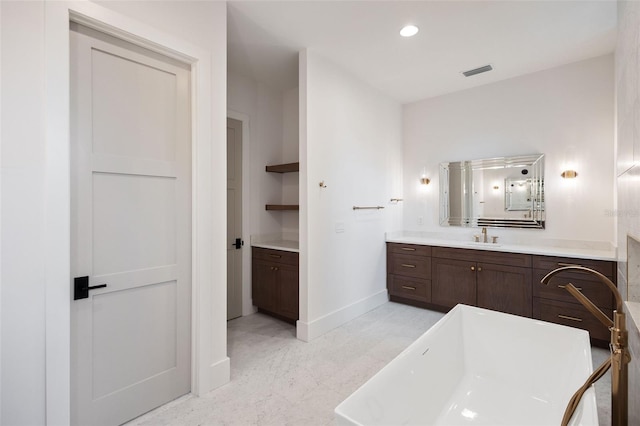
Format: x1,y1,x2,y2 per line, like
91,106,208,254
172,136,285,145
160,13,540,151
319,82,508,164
227,1,617,104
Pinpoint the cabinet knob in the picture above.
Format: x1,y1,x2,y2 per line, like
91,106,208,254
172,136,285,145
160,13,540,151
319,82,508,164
478,267,482,272
471,266,475,271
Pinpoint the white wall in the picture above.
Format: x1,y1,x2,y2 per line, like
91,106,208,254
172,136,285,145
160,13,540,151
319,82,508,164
1,1,228,423
615,3,640,421
282,87,300,234
616,0,640,302
403,55,615,244
1,3,47,424
228,72,285,235
298,50,403,340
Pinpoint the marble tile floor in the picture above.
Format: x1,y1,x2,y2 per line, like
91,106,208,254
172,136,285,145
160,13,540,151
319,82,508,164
127,302,612,426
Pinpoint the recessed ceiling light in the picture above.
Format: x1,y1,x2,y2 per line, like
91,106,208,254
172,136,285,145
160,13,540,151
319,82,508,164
400,25,419,37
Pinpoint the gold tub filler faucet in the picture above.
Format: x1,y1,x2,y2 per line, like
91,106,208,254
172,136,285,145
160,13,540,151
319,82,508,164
541,266,631,426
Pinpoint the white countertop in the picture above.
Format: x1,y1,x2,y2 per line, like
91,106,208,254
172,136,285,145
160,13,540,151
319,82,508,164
386,232,616,261
251,240,299,253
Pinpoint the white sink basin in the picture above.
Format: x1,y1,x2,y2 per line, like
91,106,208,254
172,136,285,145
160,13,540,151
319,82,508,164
466,241,502,248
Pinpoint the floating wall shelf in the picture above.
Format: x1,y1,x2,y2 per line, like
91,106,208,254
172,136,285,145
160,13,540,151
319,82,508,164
265,162,299,173
265,161,299,211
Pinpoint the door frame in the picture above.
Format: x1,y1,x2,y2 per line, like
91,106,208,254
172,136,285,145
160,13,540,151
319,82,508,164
44,3,229,424
227,110,255,317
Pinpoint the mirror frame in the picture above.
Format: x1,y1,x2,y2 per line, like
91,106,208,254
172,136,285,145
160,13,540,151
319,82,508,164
439,154,545,229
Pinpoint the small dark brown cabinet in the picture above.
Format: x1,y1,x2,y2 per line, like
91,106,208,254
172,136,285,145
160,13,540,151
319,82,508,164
252,247,299,323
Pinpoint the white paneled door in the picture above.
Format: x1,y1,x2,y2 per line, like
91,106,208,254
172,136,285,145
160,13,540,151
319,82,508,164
70,24,191,426
227,118,243,320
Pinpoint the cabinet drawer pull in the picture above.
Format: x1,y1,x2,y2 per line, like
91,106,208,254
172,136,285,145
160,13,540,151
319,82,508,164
558,284,582,291
270,266,279,271
401,264,416,268
401,285,416,291
557,262,580,268
401,247,416,251
471,266,475,271
558,314,582,322
269,254,282,259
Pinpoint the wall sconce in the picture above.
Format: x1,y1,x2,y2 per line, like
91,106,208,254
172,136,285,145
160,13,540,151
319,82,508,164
420,177,431,185
493,185,500,190
561,170,578,179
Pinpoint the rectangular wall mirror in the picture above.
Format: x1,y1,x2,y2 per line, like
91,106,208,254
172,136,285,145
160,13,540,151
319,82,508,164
439,154,545,229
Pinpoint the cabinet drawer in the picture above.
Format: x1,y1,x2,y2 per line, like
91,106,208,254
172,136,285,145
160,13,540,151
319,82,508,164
388,253,431,278
387,242,431,257
252,247,298,265
432,246,531,268
533,298,612,341
532,255,614,278
532,269,613,309
388,275,431,302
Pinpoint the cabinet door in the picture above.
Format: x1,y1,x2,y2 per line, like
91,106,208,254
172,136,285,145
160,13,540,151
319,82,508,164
277,263,299,321
477,263,532,317
252,258,278,312
431,258,477,308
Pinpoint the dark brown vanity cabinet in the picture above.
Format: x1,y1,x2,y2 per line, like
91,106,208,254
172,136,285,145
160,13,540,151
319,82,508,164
532,255,616,343
387,242,617,346
431,247,532,317
252,247,299,323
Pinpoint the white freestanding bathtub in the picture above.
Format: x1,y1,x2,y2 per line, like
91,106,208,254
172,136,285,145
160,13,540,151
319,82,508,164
335,304,598,425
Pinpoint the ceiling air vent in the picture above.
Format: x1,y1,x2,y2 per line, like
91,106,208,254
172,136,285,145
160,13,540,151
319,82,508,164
462,64,493,77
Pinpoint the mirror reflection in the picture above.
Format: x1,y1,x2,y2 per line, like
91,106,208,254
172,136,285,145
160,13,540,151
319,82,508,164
440,154,545,229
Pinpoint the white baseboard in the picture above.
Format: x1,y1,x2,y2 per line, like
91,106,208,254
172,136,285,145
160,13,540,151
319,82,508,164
296,290,388,342
208,356,230,391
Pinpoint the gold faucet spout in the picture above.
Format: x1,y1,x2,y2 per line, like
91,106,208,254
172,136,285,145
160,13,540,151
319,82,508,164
541,265,623,312
540,265,630,426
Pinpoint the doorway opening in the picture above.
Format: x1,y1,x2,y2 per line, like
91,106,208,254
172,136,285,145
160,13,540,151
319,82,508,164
227,117,244,320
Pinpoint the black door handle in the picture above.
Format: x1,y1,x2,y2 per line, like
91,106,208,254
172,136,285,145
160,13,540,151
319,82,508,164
233,238,243,250
74,276,107,300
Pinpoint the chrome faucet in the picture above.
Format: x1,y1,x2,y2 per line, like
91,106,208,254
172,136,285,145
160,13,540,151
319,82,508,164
541,266,630,426
481,227,488,243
